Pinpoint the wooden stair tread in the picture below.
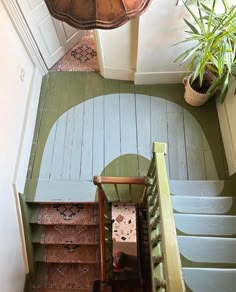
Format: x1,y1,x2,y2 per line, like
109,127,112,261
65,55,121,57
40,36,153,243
32,225,99,244
172,196,236,215
183,268,236,292
25,179,98,203
34,244,99,263
34,263,100,290
178,236,236,268
169,180,236,197
29,203,98,225
174,214,236,237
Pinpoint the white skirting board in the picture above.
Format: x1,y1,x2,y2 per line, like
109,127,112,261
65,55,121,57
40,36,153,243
102,67,135,81
216,79,236,176
134,71,186,84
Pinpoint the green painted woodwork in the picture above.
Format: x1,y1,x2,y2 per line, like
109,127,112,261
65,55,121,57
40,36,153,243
31,225,43,243
153,142,167,154
19,194,37,281
99,154,149,203
23,274,32,292
147,142,185,292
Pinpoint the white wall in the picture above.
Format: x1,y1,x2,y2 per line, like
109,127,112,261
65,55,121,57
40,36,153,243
95,0,190,84
95,18,139,81
135,0,188,84
0,2,41,291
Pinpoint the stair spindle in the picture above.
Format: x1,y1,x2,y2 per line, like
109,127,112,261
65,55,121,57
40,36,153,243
153,255,163,265
150,210,160,230
154,277,166,289
151,232,161,247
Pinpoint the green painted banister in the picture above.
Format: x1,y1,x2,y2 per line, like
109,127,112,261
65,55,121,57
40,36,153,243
147,142,185,292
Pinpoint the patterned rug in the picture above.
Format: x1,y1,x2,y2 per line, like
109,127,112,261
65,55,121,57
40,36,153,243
37,203,98,225
40,225,99,245
34,263,99,290
51,31,99,72
40,245,99,263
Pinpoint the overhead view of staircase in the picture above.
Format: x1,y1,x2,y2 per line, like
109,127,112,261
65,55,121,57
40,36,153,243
21,143,236,292
170,180,236,292
24,202,100,292
23,180,236,292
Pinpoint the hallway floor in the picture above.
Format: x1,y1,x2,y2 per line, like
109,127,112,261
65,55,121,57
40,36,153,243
24,72,228,202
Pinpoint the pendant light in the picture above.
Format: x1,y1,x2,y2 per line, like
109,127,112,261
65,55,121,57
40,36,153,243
44,0,152,29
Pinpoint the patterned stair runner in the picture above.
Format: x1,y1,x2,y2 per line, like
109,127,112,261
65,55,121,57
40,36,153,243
33,288,88,292
35,245,99,263
30,203,100,292
37,204,98,225
34,263,99,290
39,225,99,245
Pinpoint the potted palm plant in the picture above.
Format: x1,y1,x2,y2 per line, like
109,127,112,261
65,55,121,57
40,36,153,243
175,0,236,106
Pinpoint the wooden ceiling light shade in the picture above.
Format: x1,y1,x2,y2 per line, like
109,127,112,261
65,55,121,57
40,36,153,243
44,0,152,29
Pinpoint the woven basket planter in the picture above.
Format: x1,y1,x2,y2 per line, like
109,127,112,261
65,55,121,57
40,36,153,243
183,75,211,106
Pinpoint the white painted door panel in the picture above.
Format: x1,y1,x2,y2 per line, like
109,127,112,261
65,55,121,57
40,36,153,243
17,0,83,68
53,19,83,53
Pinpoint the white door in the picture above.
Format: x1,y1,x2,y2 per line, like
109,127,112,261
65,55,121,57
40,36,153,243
17,0,83,68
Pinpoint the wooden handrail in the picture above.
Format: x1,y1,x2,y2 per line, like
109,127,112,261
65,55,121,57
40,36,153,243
98,189,106,283
94,176,147,203
150,142,185,292
93,176,146,185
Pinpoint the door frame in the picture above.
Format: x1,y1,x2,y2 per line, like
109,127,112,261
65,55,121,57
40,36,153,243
2,0,48,74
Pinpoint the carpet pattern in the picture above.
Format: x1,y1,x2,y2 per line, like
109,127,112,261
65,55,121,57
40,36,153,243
40,245,99,263
32,203,100,291
50,31,99,72
35,263,99,290
40,225,99,245
38,204,98,225
32,288,88,292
